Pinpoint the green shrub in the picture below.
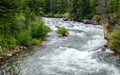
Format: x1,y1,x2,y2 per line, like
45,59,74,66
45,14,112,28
15,12,26,30
107,25,113,32
54,13,69,18
109,30,120,53
92,15,101,23
102,18,109,24
0,37,8,49
0,36,17,49
31,18,51,39
63,13,69,17
45,13,54,17
8,37,17,49
56,27,69,36
54,14,62,17
17,30,32,46
31,38,42,45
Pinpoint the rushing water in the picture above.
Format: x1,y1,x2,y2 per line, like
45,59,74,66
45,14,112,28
0,17,120,75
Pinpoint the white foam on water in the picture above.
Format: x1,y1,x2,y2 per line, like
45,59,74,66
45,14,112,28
69,31,86,37
13,17,119,75
39,18,120,75
105,48,114,53
79,34,106,50
38,47,120,75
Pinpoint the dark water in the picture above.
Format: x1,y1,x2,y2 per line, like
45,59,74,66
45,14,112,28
0,17,120,75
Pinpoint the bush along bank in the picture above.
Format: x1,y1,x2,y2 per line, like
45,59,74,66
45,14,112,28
108,29,120,55
0,0,51,63
0,18,51,63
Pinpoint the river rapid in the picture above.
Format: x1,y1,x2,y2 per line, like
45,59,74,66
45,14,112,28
0,17,120,75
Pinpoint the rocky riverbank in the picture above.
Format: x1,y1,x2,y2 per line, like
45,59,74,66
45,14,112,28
0,46,27,65
63,18,101,25
0,42,44,66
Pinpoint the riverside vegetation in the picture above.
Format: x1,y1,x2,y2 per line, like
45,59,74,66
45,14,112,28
41,0,120,54
47,0,120,54
0,0,120,60
0,0,51,59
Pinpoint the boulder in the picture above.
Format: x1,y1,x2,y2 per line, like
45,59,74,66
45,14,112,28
82,20,94,24
6,54,12,57
19,46,27,50
14,46,20,50
63,18,68,21
63,18,73,21
23,46,27,50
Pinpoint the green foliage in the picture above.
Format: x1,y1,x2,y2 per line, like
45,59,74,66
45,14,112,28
107,25,113,32
17,30,32,46
63,13,69,17
92,15,101,22
31,18,51,39
54,14,63,18
109,30,120,53
56,27,69,36
102,18,109,24
0,0,51,51
68,0,92,21
0,0,120,54
31,38,42,45
0,36,17,49
45,13,69,18
45,13,54,17
0,37,9,49
8,37,17,49
54,13,69,18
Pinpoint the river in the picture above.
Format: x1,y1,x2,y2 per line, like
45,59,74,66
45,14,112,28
0,17,120,75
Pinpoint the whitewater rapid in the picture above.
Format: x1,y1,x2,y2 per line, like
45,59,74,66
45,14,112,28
0,17,120,75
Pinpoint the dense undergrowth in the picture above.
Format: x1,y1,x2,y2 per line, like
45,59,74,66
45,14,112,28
0,0,50,54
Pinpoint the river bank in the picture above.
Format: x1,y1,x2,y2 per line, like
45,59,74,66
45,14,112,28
0,46,27,62
63,17,120,56
0,17,119,75
0,41,44,66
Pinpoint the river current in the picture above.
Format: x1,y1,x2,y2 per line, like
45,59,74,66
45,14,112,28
0,17,120,75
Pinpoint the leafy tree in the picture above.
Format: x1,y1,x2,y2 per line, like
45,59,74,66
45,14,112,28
0,0,51,51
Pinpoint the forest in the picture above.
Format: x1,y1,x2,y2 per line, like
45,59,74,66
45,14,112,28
0,0,120,58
